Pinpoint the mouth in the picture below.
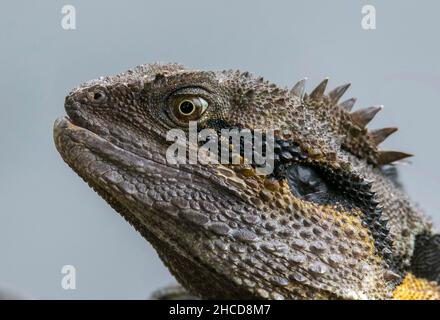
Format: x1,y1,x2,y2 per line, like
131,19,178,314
53,116,102,155
53,116,245,200
53,116,181,178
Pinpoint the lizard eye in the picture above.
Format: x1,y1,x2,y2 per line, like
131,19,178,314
172,96,208,121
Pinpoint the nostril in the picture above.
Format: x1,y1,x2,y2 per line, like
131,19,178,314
92,90,106,102
94,92,103,100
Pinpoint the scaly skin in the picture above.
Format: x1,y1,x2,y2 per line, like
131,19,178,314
53,63,440,299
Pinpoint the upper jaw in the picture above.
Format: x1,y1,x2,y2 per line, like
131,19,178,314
54,116,164,172
53,117,212,186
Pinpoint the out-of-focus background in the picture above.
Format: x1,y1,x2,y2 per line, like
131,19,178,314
0,0,438,299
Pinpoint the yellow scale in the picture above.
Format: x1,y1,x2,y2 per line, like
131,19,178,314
393,273,440,300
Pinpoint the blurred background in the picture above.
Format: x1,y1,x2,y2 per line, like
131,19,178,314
0,0,439,299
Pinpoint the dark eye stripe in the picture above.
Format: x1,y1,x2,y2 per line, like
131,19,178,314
269,137,400,275
411,234,440,283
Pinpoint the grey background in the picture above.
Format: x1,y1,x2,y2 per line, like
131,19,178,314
0,0,438,299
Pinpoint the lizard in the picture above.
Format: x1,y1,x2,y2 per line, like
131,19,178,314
53,63,440,300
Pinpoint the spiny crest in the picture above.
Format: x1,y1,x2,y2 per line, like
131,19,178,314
309,77,328,100
351,105,383,128
370,127,398,145
340,98,357,111
328,83,351,102
377,151,414,166
289,77,413,166
290,78,307,98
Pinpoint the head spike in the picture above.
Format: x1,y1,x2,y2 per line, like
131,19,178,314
329,83,350,102
340,97,357,111
370,127,398,145
290,78,307,98
351,105,383,128
378,151,413,165
309,78,328,101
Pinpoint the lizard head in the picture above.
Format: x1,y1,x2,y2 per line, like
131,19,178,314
54,63,429,299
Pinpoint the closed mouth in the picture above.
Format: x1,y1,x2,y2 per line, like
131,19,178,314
53,116,232,193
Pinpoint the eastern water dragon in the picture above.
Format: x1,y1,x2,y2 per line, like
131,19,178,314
53,63,440,299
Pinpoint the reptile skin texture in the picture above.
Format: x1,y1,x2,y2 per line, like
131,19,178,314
53,63,440,300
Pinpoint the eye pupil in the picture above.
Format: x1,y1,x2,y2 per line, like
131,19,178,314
179,100,195,115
